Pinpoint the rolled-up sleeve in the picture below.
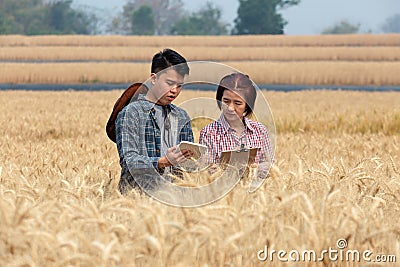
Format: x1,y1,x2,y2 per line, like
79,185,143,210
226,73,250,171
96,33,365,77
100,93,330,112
199,128,218,164
260,126,274,165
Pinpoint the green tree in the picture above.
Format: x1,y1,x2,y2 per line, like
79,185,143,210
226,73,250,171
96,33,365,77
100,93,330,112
232,0,300,35
0,0,46,34
171,2,228,35
108,0,184,35
45,0,98,34
0,0,99,35
130,5,155,35
381,14,400,33
321,20,360,34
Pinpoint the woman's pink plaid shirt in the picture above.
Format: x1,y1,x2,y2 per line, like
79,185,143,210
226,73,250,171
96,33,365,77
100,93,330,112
199,115,273,164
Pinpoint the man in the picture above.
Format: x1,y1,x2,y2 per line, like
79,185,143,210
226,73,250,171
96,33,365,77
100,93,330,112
115,48,193,194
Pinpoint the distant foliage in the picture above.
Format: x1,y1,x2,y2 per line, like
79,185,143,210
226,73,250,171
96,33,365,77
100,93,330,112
232,0,300,35
322,20,360,34
381,14,400,33
108,0,184,35
0,0,98,35
171,2,228,35
130,5,155,35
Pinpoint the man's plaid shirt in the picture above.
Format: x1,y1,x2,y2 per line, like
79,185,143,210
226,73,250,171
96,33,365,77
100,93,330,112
115,94,193,190
199,114,273,165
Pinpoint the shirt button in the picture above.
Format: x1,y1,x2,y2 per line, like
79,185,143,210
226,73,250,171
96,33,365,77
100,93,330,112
156,149,160,153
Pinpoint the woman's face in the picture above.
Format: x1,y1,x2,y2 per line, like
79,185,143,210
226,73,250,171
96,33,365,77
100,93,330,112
221,89,247,123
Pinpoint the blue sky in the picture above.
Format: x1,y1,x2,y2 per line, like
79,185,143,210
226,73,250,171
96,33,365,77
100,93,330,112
74,0,399,34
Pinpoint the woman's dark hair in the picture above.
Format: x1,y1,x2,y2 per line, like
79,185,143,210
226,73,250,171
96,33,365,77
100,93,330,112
151,48,189,77
216,72,257,117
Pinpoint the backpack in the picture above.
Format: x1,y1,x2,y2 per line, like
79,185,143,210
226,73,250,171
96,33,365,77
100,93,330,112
106,82,148,142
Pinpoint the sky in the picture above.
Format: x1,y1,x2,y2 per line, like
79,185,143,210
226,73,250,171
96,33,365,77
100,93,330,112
74,0,399,35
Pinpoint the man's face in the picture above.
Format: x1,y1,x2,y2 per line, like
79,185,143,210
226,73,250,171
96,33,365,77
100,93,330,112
150,69,184,105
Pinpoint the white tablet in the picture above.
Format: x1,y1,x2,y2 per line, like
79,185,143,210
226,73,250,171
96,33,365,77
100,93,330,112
175,141,208,172
176,141,207,160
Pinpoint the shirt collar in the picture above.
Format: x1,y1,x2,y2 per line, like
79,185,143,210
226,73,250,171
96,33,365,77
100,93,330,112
137,94,177,114
244,117,256,132
217,114,255,133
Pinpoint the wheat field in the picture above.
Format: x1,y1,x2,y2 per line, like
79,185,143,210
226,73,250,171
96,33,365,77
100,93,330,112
1,61,400,85
2,46,400,61
2,34,400,46
0,89,399,266
1,34,400,85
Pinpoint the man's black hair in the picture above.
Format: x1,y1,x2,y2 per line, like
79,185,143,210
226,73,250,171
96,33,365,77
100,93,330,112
151,48,189,77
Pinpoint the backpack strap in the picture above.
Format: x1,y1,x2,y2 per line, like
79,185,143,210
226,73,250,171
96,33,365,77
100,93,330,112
106,83,148,142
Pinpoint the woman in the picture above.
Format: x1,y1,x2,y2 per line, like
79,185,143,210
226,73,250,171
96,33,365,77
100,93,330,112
199,72,273,183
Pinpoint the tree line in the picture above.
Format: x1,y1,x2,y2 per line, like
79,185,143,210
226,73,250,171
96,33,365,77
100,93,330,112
0,0,399,35
0,0,99,34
